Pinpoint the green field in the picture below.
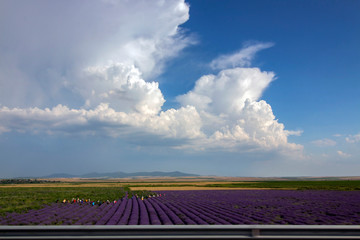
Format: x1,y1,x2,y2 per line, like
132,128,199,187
0,187,151,216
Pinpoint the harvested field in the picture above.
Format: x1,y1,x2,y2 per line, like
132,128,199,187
0,181,258,188
1,179,359,191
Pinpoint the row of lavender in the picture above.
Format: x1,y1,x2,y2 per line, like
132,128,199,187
1,190,360,225
155,190,360,225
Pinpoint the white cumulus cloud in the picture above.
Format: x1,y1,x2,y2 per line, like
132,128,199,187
0,0,193,108
177,67,275,115
0,1,302,157
176,64,302,153
80,63,165,115
0,104,204,140
207,99,302,152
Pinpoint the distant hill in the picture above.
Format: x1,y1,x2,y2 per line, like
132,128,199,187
42,171,199,179
43,173,78,178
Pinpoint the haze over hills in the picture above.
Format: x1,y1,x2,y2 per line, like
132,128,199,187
41,171,199,179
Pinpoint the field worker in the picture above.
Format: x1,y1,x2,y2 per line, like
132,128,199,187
62,199,66,203
141,196,144,201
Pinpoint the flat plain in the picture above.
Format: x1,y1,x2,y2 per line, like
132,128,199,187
1,177,360,213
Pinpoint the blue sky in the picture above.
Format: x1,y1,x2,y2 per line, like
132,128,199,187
0,0,359,178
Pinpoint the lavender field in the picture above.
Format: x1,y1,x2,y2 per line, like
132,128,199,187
1,190,360,225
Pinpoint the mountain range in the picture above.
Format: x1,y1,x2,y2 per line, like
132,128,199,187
41,171,199,179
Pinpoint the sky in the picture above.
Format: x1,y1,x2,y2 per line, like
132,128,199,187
0,0,359,178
